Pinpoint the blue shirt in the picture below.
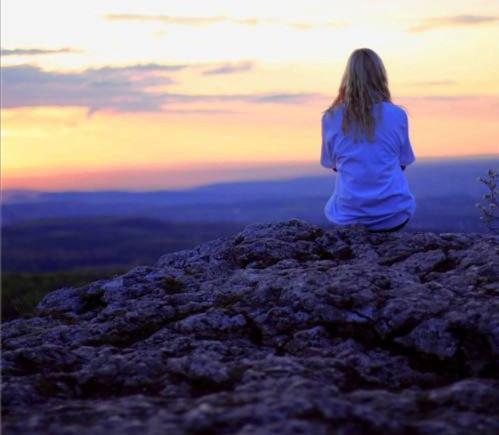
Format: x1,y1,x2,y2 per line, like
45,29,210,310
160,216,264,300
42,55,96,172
320,101,416,230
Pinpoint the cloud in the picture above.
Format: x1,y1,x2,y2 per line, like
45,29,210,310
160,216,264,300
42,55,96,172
144,92,320,106
2,63,183,115
105,13,322,30
105,14,227,26
202,61,253,75
249,93,319,103
160,108,239,115
288,22,315,30
237,18,260,26
2,63,320,115
1,47,82,56
406,80,456,87
409,15,499,32
105,14,266,27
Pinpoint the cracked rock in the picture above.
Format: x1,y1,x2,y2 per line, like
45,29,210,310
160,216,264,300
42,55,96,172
2,219,498,434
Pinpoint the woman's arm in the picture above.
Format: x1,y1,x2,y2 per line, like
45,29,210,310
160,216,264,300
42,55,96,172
398,112,416,167
320,112,337,170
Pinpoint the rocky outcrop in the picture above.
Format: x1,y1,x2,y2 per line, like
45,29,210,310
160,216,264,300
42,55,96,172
2,219,499,434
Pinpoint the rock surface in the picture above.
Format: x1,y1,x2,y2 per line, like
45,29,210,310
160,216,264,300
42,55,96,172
2,219,499,435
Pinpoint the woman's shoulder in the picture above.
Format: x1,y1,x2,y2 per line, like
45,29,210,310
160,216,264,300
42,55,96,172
381,101,408,121
322,104,344,123
322,101,408,126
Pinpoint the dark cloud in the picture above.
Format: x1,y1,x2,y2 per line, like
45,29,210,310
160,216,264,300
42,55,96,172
409,15,499,32
202,61,253,75
1,47,82,56
2,63,320,115
2,63,182,115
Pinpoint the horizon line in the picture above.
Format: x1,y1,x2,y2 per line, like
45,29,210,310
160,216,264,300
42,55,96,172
2,153,498,195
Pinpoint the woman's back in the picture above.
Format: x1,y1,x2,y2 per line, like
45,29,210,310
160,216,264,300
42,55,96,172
321,101,416,230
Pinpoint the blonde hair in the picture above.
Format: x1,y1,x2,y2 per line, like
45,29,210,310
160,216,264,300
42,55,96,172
325,48,392,143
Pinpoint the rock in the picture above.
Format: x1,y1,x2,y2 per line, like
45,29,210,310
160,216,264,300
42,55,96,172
2,219,499,434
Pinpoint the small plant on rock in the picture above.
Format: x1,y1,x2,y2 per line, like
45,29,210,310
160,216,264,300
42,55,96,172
476,169,498,234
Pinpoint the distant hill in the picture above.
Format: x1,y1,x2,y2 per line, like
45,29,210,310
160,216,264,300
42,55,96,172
2,157,498,232
2,217,244,273
2,157,497,318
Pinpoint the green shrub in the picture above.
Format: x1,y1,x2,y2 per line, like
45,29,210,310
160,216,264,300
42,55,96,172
1,269,124,321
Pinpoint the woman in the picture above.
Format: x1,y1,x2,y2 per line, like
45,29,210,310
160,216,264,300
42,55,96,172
320,48,416,233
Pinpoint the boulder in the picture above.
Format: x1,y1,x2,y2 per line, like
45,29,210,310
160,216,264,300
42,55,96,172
2,219,498,434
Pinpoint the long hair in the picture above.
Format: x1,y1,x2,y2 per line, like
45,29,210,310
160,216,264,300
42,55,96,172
325,48,392,143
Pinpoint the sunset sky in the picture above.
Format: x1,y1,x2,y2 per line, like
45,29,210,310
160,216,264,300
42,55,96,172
1,0,498,190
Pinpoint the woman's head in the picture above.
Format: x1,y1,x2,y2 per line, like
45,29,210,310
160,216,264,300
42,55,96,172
326,48,392,142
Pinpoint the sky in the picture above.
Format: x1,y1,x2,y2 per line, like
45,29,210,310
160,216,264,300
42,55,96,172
1,0,498,190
